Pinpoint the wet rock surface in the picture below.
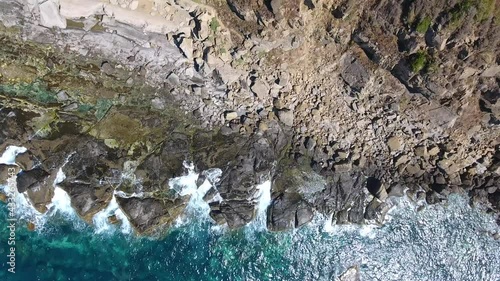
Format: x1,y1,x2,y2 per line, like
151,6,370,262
58,140,122,221
0,0,499,234
116,196,188,234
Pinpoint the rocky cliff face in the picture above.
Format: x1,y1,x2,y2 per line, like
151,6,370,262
0,0,498,234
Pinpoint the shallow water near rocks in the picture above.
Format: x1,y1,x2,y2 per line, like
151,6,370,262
0,190,499,281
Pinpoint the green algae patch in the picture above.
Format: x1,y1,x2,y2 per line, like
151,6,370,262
90,111,147,149
66,19,85,29
95,99,113,120
0,81,58,104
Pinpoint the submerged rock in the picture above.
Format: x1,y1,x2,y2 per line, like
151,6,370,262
337,265,360,281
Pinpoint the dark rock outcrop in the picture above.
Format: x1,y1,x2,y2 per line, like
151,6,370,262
209,121,289,228
16,167,52,213
58,140,123,221
267,192,313,231
116,195,188,235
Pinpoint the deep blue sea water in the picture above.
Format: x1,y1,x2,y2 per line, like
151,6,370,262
0,193,499,281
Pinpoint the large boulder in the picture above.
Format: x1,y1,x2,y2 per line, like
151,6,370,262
309,170,366,216
210,136,276,227
58,140,122,221
116,195,188,234
267,192,313,231
340,50,373,92
16,167,53,213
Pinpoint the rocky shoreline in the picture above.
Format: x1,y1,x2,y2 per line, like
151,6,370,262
0,0,498,234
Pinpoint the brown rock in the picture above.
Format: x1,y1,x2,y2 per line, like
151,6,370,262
387,136,401,151
0,192,6,203
428,146,440,156
406,164,423,176
27,221,35,231
224,111,238,121
276,109,294,126
258,121,269,132
415,146,427,157
394,154,409,167
108,215,119,224
251,79,270,100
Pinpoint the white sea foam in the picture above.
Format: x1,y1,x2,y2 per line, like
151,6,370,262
168,162,223,224
115,191,144,198
47,156,79,219
0,180,46,228
359,224,377,239
246,180,272,232
323,213,335,233
169,162,200,197
0,146,48,229
0,145,27,165
46,186,77,218
93,194,132,234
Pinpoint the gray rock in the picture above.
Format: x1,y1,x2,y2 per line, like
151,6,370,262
166,72,181,87
62,103,79,111
56,91,69,102
116,195,188,234
16,168,52,213
406,164,423,177
251,79,270,100
151,97,166,110
364,198,390,223
277,109,294,126
39,0,66,29
481,65,500,78
134,133,191,193
304,137,316,151
387,183,405,197
267,192,313,231
307,171,366,215
366,177,387,201
59,140,121,221
347,193,366,224
177,37,193,60
209,122,288,228
340,53,371,92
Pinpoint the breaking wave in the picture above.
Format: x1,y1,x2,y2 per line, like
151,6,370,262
1,147,499,281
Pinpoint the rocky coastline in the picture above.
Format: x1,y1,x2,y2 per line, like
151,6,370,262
0,0,498,235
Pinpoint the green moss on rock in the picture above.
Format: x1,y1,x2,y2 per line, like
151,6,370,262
409,51,428,73
415,16,432,33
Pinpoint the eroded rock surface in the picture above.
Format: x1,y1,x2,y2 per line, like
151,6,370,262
0,0,499,234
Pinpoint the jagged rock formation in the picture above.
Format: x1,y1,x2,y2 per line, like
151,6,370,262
0,0,498,234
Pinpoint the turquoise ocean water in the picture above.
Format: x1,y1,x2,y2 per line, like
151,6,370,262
0,193,499,281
